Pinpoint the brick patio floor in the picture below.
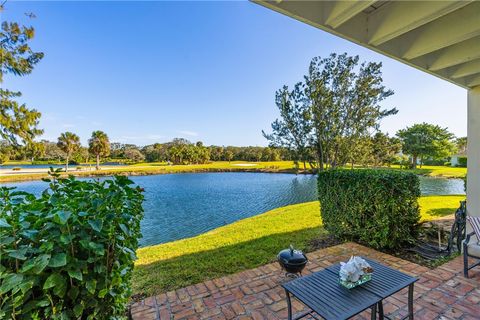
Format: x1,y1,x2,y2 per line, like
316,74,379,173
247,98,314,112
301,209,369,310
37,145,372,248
130,242,480,320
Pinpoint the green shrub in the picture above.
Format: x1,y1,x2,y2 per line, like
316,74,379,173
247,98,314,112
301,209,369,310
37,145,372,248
457,156,467,167
0,170,144,319
318,169,420,250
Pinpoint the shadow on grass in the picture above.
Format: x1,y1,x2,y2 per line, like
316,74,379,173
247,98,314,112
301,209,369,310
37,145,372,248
132,226,325,298
424,207,456,218
404,168,434,176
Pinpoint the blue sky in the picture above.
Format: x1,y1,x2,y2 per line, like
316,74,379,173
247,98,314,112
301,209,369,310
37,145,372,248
2,1,467,146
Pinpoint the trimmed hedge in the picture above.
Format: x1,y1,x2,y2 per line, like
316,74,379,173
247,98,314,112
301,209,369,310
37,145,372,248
0,171,144,319
318,169,420,250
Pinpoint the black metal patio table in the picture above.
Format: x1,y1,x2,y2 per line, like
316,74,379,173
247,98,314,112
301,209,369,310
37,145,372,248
282,258,418,320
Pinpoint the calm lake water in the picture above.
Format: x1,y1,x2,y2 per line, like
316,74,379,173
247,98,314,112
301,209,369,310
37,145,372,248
1,173,465,246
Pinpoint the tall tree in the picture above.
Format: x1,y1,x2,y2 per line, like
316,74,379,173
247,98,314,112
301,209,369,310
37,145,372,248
455,137,467,154
263,83,313,170
0,140,12,164
371,132,401,167
1,18,44,145
42,140,66,162
88,131,110,170
24,141,45,163
124,148,145,162
265,53,396,171
397,123,455,168
57,132,81,171
306,53,397,170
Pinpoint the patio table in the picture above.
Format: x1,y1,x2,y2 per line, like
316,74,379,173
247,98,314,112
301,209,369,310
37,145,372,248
282,258,418,320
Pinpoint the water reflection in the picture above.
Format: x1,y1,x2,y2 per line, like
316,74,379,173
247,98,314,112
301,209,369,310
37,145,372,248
2,173,465,246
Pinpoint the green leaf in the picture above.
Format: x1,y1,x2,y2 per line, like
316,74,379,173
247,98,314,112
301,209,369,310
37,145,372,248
119,223,130,236
0,218,11,228
68,286,79,300
86,279,96,295
88,242,105,254
36,299,50,307
0,236,15,245
88,219,103,232
54,211,72,225
73,303,84,317
48,253,67,268
19,279,34,294
29,254,51,274
0,274,24,294
43,273,64,290
68,269,83,281
98,288,108,298
53,276,67,297
8,248,28,260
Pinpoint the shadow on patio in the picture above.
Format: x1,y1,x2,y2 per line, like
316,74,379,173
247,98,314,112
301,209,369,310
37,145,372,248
131,242,480,320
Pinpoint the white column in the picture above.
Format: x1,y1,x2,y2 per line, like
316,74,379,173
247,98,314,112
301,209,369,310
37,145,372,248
467,86,480,219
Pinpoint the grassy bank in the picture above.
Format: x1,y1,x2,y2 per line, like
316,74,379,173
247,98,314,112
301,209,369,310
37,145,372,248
132,195,465,297
0,161,305,183
402,165,467,179
0,161,467,183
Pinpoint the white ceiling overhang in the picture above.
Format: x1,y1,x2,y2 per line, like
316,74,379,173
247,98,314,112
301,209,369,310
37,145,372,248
252,0,480,89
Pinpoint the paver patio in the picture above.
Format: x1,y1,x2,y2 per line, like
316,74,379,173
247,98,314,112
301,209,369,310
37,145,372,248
130,242,480,320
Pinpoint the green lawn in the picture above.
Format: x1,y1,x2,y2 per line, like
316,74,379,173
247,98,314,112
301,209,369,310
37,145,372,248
402,165,467,178
0,161,304,183
132,195,465,297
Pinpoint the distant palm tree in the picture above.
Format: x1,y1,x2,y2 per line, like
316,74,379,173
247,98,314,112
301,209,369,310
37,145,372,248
57,132,81,171
88,131,110,170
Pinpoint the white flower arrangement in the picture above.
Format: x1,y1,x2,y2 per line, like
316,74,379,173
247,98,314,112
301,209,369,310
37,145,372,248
339,256,374,288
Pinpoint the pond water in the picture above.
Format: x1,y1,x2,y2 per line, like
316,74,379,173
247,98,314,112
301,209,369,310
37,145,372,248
1,173,465,247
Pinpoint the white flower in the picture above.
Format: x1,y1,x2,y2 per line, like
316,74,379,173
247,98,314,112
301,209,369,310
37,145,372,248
339,256,372,283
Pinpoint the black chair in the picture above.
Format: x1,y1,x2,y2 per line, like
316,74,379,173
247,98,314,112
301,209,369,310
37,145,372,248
463,231,480,278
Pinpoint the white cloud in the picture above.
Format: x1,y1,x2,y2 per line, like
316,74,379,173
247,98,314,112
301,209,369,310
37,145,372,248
178,130,198,137
112,134,164,143
62,123,75,128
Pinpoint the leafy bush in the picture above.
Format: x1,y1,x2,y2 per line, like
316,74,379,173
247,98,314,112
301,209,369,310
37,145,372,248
457,156,467,167
0,170,144,319
318,169,420,250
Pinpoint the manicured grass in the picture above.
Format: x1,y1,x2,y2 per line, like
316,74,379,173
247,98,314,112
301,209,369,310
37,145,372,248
0,161,306,183
132,195,464,297
404,165,467,178
418,195,465,221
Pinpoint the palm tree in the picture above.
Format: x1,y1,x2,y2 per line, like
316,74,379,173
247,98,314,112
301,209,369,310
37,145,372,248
57,132,81,171
88,131,110,170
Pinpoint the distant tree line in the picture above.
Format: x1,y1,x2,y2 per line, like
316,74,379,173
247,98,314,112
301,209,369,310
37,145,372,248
142,139,286,164
0,134,290,167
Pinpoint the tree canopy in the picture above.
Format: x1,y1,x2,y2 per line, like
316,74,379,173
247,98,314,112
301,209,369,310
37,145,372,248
57,132,81,170
0,19,44,146
396,123,455,168
264,53,397,170
88,131,110,170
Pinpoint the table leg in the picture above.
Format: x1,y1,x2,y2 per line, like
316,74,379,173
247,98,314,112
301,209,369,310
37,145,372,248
285,289,292,320
370,303,377,320
408,283,414,320
378,301,384,319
